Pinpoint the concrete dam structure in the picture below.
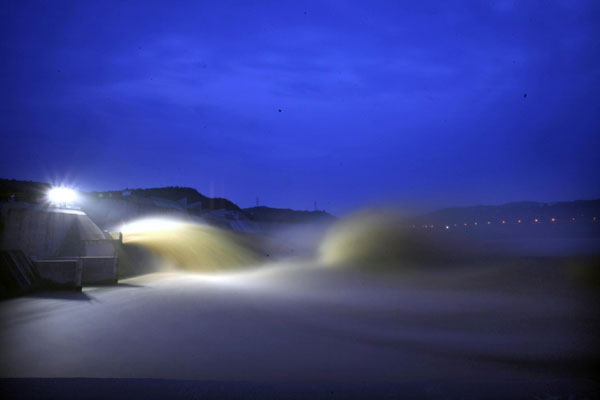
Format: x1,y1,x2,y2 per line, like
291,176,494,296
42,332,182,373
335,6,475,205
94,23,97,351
0,203,119,295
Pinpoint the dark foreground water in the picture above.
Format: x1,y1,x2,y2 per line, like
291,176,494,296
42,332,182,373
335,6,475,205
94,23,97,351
2,377,598,400
0,259,598,399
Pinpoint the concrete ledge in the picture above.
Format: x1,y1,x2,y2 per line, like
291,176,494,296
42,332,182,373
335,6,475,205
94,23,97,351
33,259,82,291
106,231,123,242
81,257,118,285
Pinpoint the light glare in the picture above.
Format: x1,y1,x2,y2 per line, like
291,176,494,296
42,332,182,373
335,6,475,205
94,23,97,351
48,187,78,205
120,218,186,234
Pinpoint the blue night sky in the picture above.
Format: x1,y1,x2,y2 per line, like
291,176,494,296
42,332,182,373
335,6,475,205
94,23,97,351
1,1,599,214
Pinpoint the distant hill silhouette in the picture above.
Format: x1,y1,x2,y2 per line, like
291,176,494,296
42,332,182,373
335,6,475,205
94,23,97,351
94,186,241,212
0,179,51,203
0,180,242,212
244,206,336,224
2,178,597,227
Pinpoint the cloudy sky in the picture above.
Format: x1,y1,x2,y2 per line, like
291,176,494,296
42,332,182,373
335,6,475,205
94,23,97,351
1,1,599,213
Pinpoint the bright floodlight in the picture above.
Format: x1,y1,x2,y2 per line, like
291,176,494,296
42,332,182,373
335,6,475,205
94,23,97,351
48,187,78,205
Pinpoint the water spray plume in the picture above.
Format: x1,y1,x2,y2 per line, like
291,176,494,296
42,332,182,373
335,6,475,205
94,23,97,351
319,210,460,268
120,218,185,234
121,217,262,272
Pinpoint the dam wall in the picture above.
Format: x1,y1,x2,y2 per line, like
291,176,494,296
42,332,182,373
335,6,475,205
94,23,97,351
0,250,42,298
81,256,118,284
0,203,111,258
0,203,119,289
33,259,82,290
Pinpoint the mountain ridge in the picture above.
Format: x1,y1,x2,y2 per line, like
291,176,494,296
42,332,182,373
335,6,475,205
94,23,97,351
1,178,598,225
